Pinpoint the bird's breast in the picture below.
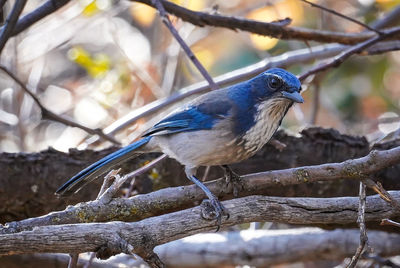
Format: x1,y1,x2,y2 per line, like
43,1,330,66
240,98,290,155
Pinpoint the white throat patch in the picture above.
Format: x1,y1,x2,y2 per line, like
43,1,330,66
242,98,290,154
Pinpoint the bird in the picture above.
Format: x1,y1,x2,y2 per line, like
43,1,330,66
56,68,303,225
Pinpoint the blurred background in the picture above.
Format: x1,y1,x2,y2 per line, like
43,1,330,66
0,0,399,154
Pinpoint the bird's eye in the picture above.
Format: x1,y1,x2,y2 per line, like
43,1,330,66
269,76,282,90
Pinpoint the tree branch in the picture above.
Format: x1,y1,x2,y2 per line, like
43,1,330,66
0,0,27,53
152,0,218,91
299,26,400,81
2,144,400,234
132,0,394,45
0,0,71,36
300,0,381,34
1,192,400,256
145,229,400,267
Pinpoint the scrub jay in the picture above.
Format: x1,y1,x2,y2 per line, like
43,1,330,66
56,68,303,224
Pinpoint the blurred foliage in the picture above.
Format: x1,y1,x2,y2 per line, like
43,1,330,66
0,0,399,153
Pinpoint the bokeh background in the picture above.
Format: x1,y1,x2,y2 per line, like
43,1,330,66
0,0,399,153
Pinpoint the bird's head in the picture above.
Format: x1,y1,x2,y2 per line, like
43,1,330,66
250,68,303,104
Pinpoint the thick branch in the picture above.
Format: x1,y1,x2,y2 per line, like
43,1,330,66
1,193,400,256
149,229,400,267
5,127,400,223
3,140,400,233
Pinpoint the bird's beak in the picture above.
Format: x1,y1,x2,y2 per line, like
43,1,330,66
281,91,304,103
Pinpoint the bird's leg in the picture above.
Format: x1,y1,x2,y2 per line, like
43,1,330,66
186,168,228,230
221,165,243,198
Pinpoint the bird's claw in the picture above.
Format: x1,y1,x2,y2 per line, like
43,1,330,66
225,170,243,198
200,198,229,232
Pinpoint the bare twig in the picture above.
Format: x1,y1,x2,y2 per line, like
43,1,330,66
0,65,120,145
0,0,27,53
148,229,400,267
152,0,218,90
363,179,400,210
381,218,400,228
347,182,368,268
299,26,400,81
3,0,71,36
99,154,166,203
300,0,381,34
134,0,386,45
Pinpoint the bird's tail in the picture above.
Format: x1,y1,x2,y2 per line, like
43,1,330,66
55,136,152,196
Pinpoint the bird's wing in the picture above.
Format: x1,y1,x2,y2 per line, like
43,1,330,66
143,90,233,137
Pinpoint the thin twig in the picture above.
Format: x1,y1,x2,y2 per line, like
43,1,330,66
347,182,368,268
99,154,166,203
0,65,121,145
0,0,27,53
381,218,400,228
363,178,400,211
298,26,400,81
6,0,70,36
300,0,382,34
152,0,218,91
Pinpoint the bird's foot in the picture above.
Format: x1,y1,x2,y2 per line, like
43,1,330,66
223,166,243,198
200,197,229,232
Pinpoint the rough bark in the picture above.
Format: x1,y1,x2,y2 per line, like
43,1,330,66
148,229,400,267
1,127,399,223
2,145,400,234
1,192,400,257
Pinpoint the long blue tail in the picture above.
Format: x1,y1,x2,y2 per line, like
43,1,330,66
56,136,152,196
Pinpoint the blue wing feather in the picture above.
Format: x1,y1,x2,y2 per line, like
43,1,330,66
143,90,233,137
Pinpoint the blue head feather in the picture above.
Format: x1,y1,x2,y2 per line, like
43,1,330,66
229,68,301,136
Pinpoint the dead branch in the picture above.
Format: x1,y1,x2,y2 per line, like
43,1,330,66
347,182,368,268
299,26,400,81
300,0,381,34
3,130,400,230
146,228,400,267
152,0,218,91
1,192,400,256
132,0,398,45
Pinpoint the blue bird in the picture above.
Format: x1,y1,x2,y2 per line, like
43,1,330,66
56,68,303,224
